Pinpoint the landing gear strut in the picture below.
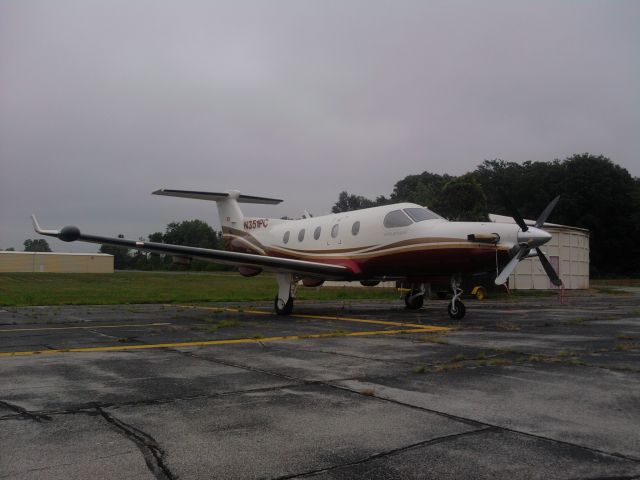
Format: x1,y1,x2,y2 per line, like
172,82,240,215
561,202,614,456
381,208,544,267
274,273,296,315
447,275,466,319
404,283,429,310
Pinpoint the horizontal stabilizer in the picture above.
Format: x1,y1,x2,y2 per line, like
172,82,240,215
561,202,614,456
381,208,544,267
152,189,282,205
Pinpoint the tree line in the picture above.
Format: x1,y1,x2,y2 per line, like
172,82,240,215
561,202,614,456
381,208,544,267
332,153,640,277
98,219,227,270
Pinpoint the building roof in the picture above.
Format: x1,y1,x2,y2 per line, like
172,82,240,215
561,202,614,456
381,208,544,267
488,214,590,234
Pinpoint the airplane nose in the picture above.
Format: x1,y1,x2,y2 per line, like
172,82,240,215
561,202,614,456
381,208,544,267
517,227,552,247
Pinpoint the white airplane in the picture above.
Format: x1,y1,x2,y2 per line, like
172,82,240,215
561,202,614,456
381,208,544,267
32,189,561,319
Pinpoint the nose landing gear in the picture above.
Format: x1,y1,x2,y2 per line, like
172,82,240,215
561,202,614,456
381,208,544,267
448,276,466,319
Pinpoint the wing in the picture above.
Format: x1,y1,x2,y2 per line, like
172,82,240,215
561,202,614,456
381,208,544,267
31,216,353,279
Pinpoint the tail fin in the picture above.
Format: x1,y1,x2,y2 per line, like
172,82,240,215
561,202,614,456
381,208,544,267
152,189,282,230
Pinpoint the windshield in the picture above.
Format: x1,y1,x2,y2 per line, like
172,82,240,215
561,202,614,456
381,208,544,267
403,207,442,222
383,210,413,228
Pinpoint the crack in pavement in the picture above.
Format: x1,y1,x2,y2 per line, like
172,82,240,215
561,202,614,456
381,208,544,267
96,406,176,480
270,427,496,479
326,381,640,463
168,347,306,383
259,342,419,366
0,384,303,419
0,400,51,422
159,347,640,464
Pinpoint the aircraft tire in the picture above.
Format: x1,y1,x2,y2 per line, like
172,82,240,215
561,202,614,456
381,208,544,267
447,300,466,320
274,295,294,315
404,291,424,310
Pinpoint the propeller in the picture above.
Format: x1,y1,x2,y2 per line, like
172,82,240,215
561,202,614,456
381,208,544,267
494,193,562,287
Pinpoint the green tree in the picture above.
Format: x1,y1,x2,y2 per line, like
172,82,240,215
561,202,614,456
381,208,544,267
99,235,131,270
23,239,52,252
390,171,453,206
332,191,377,213
433,175,488,221
160,219,225,271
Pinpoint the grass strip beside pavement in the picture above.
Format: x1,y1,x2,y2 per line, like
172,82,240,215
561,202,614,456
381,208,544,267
0,272,397,307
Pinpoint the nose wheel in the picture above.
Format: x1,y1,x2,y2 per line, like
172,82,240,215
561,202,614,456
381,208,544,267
448,276,466,319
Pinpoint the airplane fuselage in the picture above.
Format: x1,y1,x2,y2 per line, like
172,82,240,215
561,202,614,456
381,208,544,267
224,202,520,281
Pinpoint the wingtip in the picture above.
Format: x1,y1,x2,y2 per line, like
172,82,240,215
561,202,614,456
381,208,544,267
31,214,41,233
30,215,60,237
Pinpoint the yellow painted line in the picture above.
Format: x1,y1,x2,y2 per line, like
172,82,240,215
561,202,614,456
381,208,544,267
0,322,172,333
172,304,431,329
0,326,447,357
291,313,428,329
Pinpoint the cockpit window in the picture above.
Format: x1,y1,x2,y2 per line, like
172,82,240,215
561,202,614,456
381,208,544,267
403,207,442,222
383,210,413,228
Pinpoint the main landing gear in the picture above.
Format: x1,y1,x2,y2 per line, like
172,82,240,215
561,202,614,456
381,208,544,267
404,284,428,310
274,273,296,315
447,275,466,320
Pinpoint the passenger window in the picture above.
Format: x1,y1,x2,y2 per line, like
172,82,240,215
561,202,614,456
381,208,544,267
283,231,290,244
331,224,339,238
314,226,321,240
352,221,360,236
298,229,305,242
383,210,413,228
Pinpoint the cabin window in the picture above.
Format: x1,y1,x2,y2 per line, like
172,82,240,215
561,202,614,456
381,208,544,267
383,210,413,228
351,221,360,236
403,207,442,222
298,229,305,242
283,231,290,244
331,224,340,238
314,226,321,240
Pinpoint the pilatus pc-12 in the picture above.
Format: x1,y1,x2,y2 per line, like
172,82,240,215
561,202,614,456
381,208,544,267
33,189,561,319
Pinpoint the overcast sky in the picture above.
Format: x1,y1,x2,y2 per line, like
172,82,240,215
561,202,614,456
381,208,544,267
1,1,639,252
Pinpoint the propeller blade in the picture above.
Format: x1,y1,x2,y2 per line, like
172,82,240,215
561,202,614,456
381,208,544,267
535,247,563,286
499,189,528,232
535,195,560,228
494,249,524,285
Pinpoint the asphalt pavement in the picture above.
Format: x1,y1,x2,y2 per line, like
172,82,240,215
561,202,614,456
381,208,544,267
1,289,639,479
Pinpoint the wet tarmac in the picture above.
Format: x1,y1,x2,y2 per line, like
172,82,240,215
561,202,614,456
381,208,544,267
1,290,639,479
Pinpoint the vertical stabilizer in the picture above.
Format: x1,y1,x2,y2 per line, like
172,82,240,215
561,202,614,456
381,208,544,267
216,190,244,230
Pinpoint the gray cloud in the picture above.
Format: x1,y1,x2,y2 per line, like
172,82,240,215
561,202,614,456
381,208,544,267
1,1,638,252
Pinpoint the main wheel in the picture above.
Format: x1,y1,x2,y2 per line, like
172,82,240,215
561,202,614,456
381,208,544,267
404,290,424,310
447,300,466,319
274,295,294,315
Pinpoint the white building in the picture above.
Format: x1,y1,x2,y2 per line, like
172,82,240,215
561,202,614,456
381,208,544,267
489,214,589,290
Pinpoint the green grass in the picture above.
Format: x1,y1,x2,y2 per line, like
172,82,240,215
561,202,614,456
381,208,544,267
0,272,397,307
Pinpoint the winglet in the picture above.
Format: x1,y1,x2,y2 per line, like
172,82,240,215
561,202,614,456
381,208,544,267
31,215,60,237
